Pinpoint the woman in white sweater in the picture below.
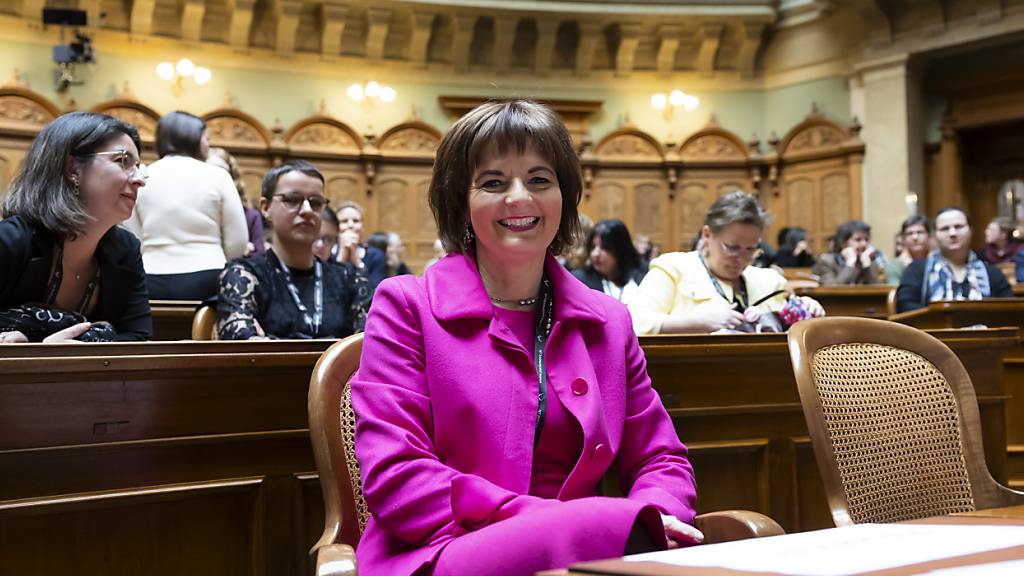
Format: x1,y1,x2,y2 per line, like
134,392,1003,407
125,111,247,300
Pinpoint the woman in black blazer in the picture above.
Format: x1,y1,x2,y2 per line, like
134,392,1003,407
0,112,151,342
571,219,647,304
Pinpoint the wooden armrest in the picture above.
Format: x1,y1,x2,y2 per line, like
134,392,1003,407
694,510,785,544
314,544,357,576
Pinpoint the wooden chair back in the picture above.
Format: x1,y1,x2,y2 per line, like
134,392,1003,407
190,305,217,340
886,286,897,316
787,317,1024,526
308,333,367,554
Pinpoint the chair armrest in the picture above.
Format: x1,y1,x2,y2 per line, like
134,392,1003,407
694,510,785,544
314,544,357,576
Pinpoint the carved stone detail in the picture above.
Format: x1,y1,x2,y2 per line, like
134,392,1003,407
788,126,844,151
206,117,265,146
379,128,439,153
290,123,359,151
680,135,744,160
0,96,53,127
597,135,660,158
104,107,158,141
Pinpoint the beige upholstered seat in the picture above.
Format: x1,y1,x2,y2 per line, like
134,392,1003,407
787,316,1024,527
308,333,785,576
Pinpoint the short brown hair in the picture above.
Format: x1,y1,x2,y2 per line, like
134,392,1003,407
704,191,771,234
428,99,582,255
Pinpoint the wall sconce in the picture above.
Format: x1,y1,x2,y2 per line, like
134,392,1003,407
156,58,211,96
347,81,396,110
651,90,699,120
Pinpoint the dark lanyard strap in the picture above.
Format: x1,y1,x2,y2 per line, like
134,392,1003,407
273,252,323,337
46,244,100,315
532,276,554,448
698,251,748,309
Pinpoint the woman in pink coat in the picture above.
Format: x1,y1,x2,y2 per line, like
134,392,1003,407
350,100,700,576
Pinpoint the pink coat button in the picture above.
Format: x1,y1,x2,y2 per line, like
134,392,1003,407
571,377,589,396
592,443,607,461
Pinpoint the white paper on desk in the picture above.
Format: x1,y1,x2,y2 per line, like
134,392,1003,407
926,559,1024,575
625,523,1024,576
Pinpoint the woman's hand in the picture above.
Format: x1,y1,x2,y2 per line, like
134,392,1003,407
336,230,362,267
699,304,747,332
841,246,859,267
661,514,704,549
860,245,877,268
0,330,29,344
794,240,808,256
800,296,825,318
42,322,91,343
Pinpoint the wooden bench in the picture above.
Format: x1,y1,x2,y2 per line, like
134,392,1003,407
149,300,201,341
794,285,893,318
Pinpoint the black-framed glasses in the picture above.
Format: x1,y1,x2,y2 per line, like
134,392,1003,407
273,193,329,212
718,240,760,259
85,150,148,179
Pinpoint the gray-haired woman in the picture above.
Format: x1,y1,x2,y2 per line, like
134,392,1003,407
0,111,151,342
628,191,824,334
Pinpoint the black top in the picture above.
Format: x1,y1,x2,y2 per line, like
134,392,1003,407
571,265,647,292
895,255,1013,313
216,249,370,340
0,215,152,341
776,250,816,268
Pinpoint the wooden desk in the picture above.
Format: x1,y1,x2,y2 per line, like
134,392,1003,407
794,285,892,318
149,300,201,341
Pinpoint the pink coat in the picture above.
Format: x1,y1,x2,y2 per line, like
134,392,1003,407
351,253,697,575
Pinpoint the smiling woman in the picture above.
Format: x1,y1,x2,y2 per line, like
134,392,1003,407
0,111,152,343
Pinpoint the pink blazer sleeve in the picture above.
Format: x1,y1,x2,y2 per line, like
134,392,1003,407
351,279,556,546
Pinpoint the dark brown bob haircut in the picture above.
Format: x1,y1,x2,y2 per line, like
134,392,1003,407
156,110,206,160
428,99,582,255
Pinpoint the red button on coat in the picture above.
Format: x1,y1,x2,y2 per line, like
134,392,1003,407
591,443,607,461
571,377,589,396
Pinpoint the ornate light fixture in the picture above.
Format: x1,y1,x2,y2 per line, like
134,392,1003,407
347,81,396,110
156,58,211,96
651,90,699,120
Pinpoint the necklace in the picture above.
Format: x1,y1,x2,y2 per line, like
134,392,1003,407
488,294,539,306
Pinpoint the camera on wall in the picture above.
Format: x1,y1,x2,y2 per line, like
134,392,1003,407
43,8,94,91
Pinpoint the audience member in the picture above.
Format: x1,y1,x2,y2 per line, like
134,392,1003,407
367,231,413,277
215,161,370,339
562,212,594,270
775,227,815,267
629,192,823,335
635,233,660,269
208,146,264,256
981,216,1021,264
0,112,151,342
125,111,247,300
423,238,446,271
572,219,646,304
334,200,387,292
896,207,1012,312
314,206,340,262
885,215,931,286
812,220,885,285
351,100,701,575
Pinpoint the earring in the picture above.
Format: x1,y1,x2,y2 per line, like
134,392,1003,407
71,178,80,196
462,222,474,251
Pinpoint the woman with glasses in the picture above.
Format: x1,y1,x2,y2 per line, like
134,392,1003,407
215,161,370,340
629,192,824,335
124,111,248,300
0,112,151,343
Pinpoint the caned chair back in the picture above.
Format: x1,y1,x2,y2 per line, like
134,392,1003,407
190,305,217,340
787,317,1024,526
309,333,368,555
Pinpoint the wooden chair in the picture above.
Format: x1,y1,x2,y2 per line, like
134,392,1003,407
886,286,897,316
787,316,1024,527
308,335,785,576
190,305,217,340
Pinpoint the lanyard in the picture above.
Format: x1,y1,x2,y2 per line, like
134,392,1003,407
46,244,100,314
273,251,323,338
532,276,554,448
698,251,748,309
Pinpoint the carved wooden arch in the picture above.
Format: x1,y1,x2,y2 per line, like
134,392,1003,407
778,111,858,159
594,127,665,163
677,123,749,164
90,99,161,143
377,120,442,158
285,115,363,155
0,85,61,133
202,108,272,150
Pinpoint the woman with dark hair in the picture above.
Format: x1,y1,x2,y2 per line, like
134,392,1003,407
350,100,702,575
0,112,151,342
885,215,931,285
812,219,885,285
897,207,1012,312
125,110,247,300
572,219,646,304
628,192,824,335
775,227,815,267
215,160,370,340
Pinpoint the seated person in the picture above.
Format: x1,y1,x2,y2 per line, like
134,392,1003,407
897,207,1013,312
981,216,1021,264
216,161,370,339
885,215,931,286
334,200,387,293
813,220,885,285
313,205,340,262
628,192,824,335
367,231,413,277
351,100,702,575
572,218,647,304
0,112,151,343
775,227,815,267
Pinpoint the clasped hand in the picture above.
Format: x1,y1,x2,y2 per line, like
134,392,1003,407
661,514,704,548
